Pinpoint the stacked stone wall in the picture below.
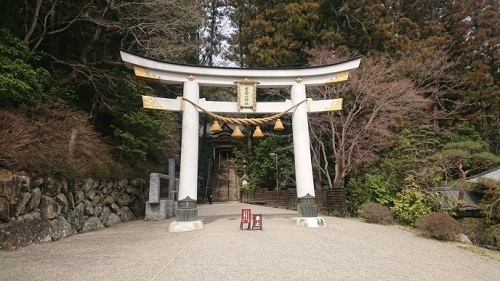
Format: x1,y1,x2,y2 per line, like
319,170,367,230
0,175,147,251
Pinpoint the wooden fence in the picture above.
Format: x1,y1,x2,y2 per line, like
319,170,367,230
241,188,346,214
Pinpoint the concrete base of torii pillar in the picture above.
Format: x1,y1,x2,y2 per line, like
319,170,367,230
293,194,325,227
169,198,203,232
169,221,203,232
292,217,326,227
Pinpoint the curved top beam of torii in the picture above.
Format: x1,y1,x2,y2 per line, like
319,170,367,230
120,50,361,87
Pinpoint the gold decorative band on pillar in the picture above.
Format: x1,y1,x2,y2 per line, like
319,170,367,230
177,196,198,222
297,193,318,217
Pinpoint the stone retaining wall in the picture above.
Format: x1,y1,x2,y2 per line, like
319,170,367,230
0,175,147,251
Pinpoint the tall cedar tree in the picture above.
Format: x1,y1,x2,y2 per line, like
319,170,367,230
229,0,323,67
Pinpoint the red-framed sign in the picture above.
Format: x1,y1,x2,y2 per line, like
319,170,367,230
252,214,263,230
240,209,251,230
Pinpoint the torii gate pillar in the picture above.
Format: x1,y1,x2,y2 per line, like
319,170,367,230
291,83,321,225
169,80,203,232
119,50,361,232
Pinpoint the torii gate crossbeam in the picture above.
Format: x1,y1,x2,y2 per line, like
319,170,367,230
120,50,361,232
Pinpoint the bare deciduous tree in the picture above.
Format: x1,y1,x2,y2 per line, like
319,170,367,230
23,0,202,58
0,102,117,177
21,0,203,103
307,47,437,190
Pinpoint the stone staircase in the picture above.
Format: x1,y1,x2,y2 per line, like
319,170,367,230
211,158,238,201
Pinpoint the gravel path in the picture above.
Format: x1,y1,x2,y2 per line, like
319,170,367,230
1,201,498,281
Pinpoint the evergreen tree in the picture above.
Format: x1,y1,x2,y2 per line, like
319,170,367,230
229,0,323,66
431,124,500,181
0,29,50,107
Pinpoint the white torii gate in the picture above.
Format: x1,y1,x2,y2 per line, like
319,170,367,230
120,50,361,232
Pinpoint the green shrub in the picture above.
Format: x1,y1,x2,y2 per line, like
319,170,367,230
392,189,433,226
416,212,460,241
458,218,486,245
479,180,500,223
346,177,370,216
360,202,394,225
481,224,500,250
0,28,51,107
458,218,500,250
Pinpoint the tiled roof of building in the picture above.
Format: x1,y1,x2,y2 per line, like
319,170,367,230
467,166,500,183
437,189,482,211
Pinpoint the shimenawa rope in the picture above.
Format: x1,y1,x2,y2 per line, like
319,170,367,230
181,98,306,126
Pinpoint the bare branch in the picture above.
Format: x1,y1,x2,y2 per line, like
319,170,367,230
306,46,448,188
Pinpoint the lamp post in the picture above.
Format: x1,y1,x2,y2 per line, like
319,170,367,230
240,159,249,202
269,153,279,203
